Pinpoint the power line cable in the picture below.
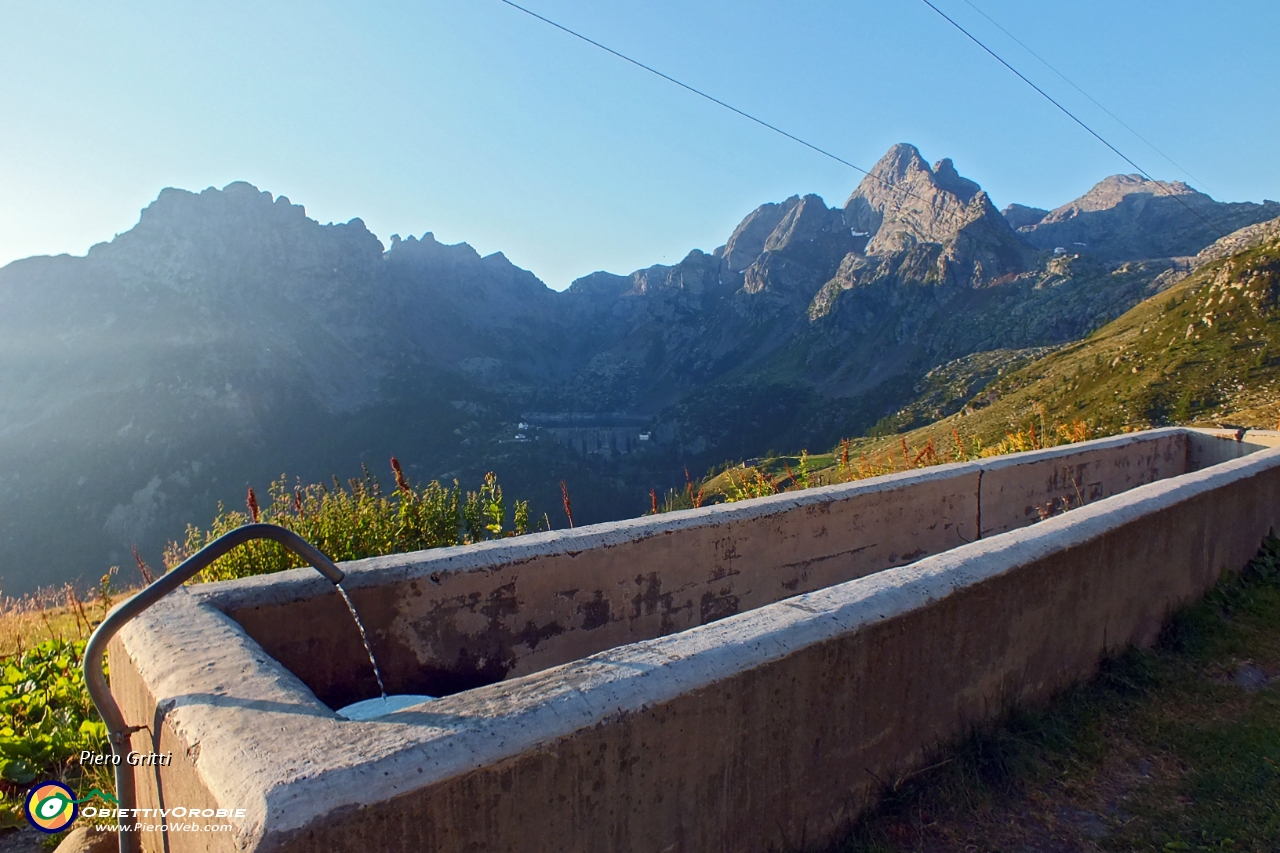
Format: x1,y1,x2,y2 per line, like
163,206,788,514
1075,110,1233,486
497,0,870,178
917,0,1226,239
496,0,972,230
957,0,1215,197
497,0,1233,254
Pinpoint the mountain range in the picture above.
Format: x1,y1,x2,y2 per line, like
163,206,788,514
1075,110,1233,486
3,142,1278,593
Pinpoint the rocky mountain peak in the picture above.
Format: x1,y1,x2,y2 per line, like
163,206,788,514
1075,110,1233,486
763,194,842,252
566,270,632,299
722,197,800,272
388,231,483,265
1048,174,1200,218
719,194,859,303
128,181,311,235
931,158,981,204
843,144,1010,255
85,182,383,297
864,142,931,184
630,249,723,298
1002,203,1049,230
736,195,861,304
1015,175,1280,261
10,164,1280,595
945,190,1039,280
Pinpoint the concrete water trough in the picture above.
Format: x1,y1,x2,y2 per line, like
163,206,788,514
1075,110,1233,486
105,427,1280,852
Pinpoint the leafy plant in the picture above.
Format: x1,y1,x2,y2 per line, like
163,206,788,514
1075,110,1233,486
0,638,110,829
722,466,784,502
0,639,106,787
1244,530,1280,582
164,460,531,583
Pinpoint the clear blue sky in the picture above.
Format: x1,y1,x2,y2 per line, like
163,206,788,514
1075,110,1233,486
2,0,1277,289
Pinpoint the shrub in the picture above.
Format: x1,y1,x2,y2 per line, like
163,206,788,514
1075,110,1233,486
164,461,532,583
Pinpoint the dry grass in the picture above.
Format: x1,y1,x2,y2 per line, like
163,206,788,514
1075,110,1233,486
702,420,1094,504
0,580,131,662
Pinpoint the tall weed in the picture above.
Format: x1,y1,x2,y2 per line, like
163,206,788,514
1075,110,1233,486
164,460,531,583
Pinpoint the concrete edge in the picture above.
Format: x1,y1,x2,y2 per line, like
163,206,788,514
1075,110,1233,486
1191,427,1280,449
243,442,1280,833
115,434,1277,840
115,588,334,849
191,457,981,609
971,425,1185,474
190,427,1201,613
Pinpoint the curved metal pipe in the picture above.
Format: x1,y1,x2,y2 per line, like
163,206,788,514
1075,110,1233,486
82,524,344,853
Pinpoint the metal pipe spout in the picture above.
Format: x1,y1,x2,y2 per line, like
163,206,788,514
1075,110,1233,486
82,524,344,853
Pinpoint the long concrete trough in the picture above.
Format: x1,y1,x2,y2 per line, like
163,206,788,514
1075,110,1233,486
107,427,1280,852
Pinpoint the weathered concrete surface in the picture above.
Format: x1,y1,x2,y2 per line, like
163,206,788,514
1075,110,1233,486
192,429,1202,712
199,463,981,709
978,430,1188,537
106,429,1280,852
1189,427,1280,468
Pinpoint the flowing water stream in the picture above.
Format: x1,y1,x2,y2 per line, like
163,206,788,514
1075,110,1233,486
337,583,387,700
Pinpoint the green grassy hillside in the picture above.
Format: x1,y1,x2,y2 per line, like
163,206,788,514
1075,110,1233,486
887,237,1280,451
696,235,1280,497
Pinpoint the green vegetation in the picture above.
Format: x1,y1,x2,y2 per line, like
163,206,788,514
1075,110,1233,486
864,347,1060,437
697,420,1093,504
1,241,1276,842
898,240,1280,449
818,534,1280,853
0,639,111,830
165,461,532,583
648,237,1278,509
0,581,130,832
0,461,540,836
726,238,1279,489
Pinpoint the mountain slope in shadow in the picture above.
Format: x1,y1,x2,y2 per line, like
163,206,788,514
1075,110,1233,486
4,146,1278,592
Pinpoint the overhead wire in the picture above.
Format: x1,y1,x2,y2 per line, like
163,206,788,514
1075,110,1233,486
956,0,1216,198
497,0,1236,251
916,0,1227,239
495,0,974,230
496,0,870,178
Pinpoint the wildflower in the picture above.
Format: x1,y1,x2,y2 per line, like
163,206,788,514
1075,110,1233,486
390,457,410,493
560,481,574,528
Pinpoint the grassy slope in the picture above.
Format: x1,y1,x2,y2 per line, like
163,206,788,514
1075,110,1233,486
699,239,1279,496
831,238,1280,465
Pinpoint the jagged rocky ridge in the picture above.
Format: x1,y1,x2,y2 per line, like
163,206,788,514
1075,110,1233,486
3,145,1278,592
1008,174,1280,261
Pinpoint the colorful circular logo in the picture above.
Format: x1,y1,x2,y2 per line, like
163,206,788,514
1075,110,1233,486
24,781,78,833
